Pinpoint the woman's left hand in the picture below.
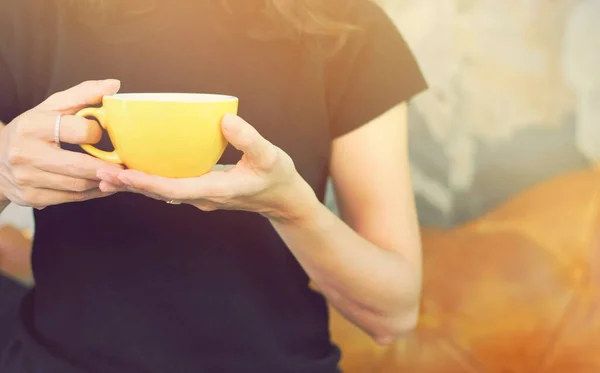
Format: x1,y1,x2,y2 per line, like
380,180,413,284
96,114,318,223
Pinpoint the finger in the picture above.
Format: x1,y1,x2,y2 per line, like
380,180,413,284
23,111,103,144
14,188,115,209
97,167,126,187
12,167,100,192
117,170,215,201
59,115,104,145
36,79,121,114
34,145,123,180
98,181,126,193
221,114,278,170
42,188,115,207
211,164,235,172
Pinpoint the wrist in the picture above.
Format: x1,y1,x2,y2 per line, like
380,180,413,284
268,174,322,226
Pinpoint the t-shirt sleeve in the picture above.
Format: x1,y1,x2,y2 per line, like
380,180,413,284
326,1,427,139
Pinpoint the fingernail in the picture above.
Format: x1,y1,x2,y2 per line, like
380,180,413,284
97,171,111,182
100,182,117,193
222,114,237,130
118,175,131,185
104,79,120,86
104,79,121,90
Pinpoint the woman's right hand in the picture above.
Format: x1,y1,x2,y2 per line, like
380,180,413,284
0,79,124,209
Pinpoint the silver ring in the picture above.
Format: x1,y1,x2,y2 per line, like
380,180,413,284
54,115,62,146
166,200,182,205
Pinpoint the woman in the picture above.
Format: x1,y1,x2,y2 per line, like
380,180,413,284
0,0,427,372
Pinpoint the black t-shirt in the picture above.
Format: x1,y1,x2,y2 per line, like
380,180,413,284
0,1,426,372
0,275,26,352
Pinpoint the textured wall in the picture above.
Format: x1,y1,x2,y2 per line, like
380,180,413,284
378,0,600,227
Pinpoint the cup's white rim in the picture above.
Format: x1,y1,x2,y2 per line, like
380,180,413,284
105,93,238,103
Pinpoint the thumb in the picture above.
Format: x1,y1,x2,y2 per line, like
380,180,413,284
37,79,121,114
222,114,278,169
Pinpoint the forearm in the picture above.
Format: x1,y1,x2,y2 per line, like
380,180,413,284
271,194,421,343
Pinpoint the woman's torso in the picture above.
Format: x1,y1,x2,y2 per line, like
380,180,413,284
1,1,343,372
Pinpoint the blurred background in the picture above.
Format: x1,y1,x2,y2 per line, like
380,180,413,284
2,0,600,372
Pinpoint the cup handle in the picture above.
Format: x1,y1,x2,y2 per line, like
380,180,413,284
75,107,123,164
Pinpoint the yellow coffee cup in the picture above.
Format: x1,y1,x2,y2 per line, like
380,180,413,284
75,93,238,178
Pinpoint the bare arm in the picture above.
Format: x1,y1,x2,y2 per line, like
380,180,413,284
100,102,422,344
270,102,422,345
